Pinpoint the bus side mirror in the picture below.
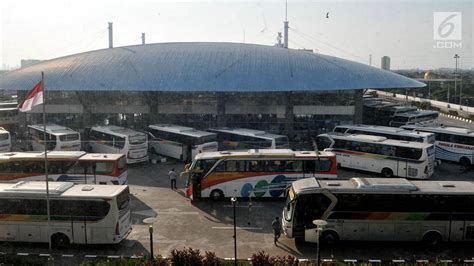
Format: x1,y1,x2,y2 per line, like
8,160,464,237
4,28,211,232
184,163,191,171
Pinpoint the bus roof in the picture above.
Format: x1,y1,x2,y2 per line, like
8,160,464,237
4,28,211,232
402,125,474,136
78,153,125,161
0,181,128,198
194,149,335,160
292,177,474,195
148,124,216,138
28,123,78,135
321,133,432,149
336,124,433,137
91,125,145,137
208,127,287,139
0,151,87,160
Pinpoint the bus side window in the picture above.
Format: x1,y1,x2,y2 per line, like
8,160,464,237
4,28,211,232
303,160,316,173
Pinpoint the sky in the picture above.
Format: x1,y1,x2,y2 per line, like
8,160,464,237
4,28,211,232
0,0,472,70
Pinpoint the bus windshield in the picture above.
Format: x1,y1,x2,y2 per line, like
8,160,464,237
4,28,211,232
129,134,146,145
116,186,131,211
59,133,79,141
276,136,289,147
0,133,9,141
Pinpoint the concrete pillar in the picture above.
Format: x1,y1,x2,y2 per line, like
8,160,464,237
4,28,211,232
216,93,226,127
353,89,363,124
146,92,160,124
284,92,294,136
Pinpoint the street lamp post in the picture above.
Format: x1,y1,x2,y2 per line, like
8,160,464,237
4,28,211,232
143,217,157,261
231,197,237,266
454,54,461,106
313,220,328,266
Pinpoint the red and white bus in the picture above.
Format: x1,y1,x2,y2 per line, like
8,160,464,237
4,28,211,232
182,149,337,200
0,151,128,185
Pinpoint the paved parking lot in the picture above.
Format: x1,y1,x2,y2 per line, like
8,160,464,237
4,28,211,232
126,160,474,260
1,159,472,261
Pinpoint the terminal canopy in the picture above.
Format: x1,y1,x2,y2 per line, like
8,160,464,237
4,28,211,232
0,42,425,92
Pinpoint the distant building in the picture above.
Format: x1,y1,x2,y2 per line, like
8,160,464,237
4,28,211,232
21,59,43,68
381,56,391,70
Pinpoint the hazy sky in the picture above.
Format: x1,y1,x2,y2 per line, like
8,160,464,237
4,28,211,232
0,0,472,70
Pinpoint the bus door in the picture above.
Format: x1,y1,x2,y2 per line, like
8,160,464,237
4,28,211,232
396,159,409,178
70,217,89,244
191,172,203,200
450,220,474,241
182,145,192,163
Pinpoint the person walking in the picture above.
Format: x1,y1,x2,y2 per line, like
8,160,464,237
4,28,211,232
168,168,177,189
272,216,281,246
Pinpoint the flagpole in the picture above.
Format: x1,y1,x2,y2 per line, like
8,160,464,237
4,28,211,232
42,71,52,250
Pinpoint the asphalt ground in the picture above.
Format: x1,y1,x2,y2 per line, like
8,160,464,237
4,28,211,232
0,159,473,261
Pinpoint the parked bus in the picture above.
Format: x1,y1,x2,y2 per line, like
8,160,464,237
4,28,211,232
0,181,131,246
283,177,474,245
389,110,439,127
86,125,148,164
402,125,474,166
0,151,128,185
27,123,81,151
207,128,289,150
316,133,435,179
0,101,19,129
147,124,218,162
183,149,337,200
333,124,435,144
0,127,11,152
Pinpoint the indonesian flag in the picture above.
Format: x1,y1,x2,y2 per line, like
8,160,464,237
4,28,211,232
18,80,44,112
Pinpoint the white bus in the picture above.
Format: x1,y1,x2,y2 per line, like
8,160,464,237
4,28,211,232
86,125,149,164
207,128,289,150
316,133,435,179
333,124,435,144
389,110,439,127
0,127,11,152
402,125,474,166
0,151,128,185
283,177,474,245
27,124,81,152
183,149,337,200
0,181,132,247
147,124,218,162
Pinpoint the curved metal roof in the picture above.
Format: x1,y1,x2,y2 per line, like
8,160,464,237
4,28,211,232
0,42,424,91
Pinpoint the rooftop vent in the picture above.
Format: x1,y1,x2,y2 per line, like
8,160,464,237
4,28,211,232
82,186,94,191
441,183,456,188
326,182,341,187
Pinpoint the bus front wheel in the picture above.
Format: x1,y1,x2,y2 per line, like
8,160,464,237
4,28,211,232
210,189,224,201
381,168,394,178
422,231,442,246
52,233,70,248
460,157,471,167
321,231,339,245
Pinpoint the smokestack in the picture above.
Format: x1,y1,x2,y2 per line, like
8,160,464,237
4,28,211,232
141,33,145,45
108,22,113,48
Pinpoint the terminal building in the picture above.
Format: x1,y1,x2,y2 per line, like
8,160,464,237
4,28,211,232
0,42,423,144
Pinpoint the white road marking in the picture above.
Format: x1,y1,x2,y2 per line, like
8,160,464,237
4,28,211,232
211,226,262,230
223,205,264,208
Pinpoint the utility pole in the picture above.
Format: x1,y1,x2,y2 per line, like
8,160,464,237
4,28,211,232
108,22,113,48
